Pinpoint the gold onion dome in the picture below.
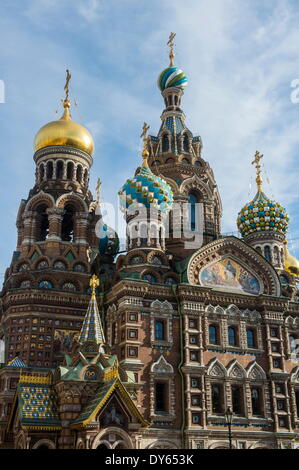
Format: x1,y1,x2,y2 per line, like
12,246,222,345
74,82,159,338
34,70,94,156
283,241,299,277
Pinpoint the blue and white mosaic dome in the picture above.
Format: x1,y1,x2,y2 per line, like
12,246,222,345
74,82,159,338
119,165,173,213
158,66,188,91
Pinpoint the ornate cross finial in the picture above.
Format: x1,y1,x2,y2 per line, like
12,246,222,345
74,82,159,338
96,177,102,205
251,150,263,192
64,69,71,101
167,32,176,66
167,33,176,67
140,122,150,167
90,274,100,298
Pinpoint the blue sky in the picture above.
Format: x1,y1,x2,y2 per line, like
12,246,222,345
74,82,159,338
1,0,299,280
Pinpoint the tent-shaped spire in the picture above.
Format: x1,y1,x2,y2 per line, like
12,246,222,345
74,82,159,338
78,275,105,346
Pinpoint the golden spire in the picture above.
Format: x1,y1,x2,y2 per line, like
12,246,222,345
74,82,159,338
96,177,102,205
251,151,263,192
140,122,150,167
90,274,100,299
167,32,176,67
61,69,72,121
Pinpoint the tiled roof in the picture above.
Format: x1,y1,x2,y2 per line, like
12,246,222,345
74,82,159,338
7,357,27,368
18,381,60,429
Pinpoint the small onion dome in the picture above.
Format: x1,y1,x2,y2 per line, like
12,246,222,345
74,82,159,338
157,66,188,91
283,241,299,276
119,160,173,213
34,98,94,155
237,190,289,238
98,222,119,257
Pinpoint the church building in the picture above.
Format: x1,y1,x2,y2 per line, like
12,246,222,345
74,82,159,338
0,36,299,450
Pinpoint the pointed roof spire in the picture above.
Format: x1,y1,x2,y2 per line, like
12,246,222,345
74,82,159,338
78,275,106,346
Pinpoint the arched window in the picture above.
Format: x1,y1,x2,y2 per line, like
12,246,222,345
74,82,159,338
155,382,168,412
228,327,236,346
73,263,85,272
162,134,169,152
20,280,30,289
183,134,189,152
67,162,74,180
251,388,261,415
274,246,279,264
155,320,165,341
166,158,174,164
36,204,49,241
174,95,178,106
182,158,190,164
255,246,262,254
209,325,218,345
46,161,53,179
62,282,76,292
194,160,202,167
76,165,82,183
18,263,29,272
264,246,272,263
232,385,242,414
56,161,63,179
37,260,48,270
53,260,66,270
39,165,45,181
212,384,222,413
246,329,255,348
61,204,75,242
39,280,53,289
84,169,88,186
188,193,198,232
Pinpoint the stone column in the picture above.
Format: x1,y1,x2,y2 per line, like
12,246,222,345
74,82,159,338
75,212,89,245
47,208,64,241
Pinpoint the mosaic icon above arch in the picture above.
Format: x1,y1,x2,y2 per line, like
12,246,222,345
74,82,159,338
199,257,261,295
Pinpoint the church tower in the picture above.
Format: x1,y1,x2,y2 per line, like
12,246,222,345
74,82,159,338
147,33,222,259
0,71,99,369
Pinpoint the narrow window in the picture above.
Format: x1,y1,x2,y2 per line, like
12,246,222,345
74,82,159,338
251,388,261,416
36,204,49,241
189,193,198,232
264,246,272,263
232,385,242,414
228,327,236,346
162,134,169,152
61,204,75,242
246,329,255,348
212,384,222,413
155,382,168,413
155,320,165,341
209,325,218,345
56,160,63,179
67,162,74,180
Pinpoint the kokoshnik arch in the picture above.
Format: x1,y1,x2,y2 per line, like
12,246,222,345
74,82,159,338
0,34,299,450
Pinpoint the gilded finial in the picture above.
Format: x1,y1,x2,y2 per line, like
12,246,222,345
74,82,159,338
167,32,176,67
140,122,150,167
61,69,72,120
90,274,100,298
96,177,102,205
251,151,263,192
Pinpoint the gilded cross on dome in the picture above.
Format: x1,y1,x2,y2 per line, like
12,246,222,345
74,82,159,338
251,151,263,192
167,32,176,66
90,274,99,297
140,122,150,166
64,69,71,101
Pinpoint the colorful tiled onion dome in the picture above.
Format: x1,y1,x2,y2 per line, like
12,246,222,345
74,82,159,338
237,190,289,238
157,66,188,91
119,145,173,213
